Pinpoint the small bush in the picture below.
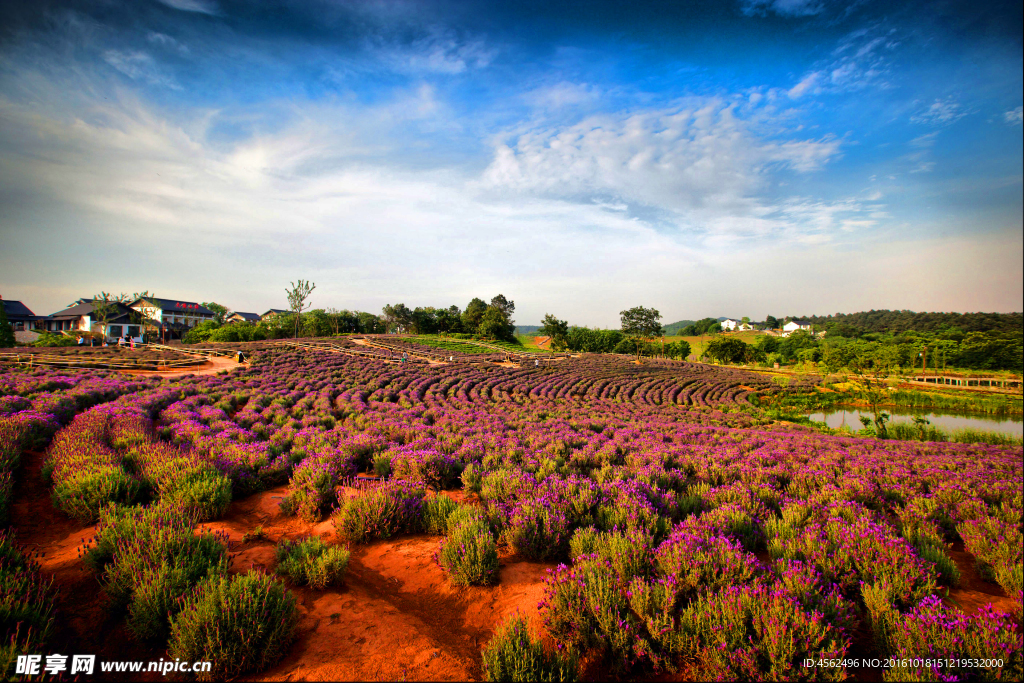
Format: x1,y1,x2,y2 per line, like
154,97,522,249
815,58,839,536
51,468,141,523
332,481,425,543
158,467,233,522
423,494,459,535
169,571,298,681
437,519,499,586
275,537,350,590
81,503,228,640
0,531,58,680
875,594,1022,682
373,452,392,478
481,614,577,682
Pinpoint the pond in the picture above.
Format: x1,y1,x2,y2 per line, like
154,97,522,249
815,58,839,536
807,406,1023,438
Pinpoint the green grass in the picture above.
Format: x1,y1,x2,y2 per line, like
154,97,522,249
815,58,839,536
410,337,493,354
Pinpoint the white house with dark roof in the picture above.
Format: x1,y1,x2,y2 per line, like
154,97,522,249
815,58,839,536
261,309,289,320
129,297,216,340
227,311,260,323
45,299,142,341
783,319,812,334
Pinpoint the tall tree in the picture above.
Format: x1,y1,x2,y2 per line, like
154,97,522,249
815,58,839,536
478,306,515,341
461,298,488,333
285,280,316,339
91,292,129,340
539,313,569,351
0,297,15,348
382,303,413,333
490,294,515,320
620,306,663,362
131,291,160,340
202,302,230,324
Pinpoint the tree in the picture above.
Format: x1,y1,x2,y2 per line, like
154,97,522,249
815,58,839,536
91,292,129,340
285,280,316,338
202,302,230,324
382,303,413,334
461,298,488,333
478,306,516,341
325,307,342,336
765,315,779,330
131,291,160,340
741,316,750,327
704,337,751,364
620,306,663,362
357,311,384,334
539,314,569,351
490,295,515,320
0,297,15,348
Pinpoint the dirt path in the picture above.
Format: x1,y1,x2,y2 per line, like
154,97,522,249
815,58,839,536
121,354,243,378
205,488,552,682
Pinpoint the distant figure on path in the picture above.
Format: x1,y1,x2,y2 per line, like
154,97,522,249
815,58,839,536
236,351,246,363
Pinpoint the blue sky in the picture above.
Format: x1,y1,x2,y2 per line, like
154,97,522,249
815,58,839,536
1,0,1020,326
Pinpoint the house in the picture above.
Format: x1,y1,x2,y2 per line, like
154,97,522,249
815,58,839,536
783,319,813,333
722,318,753,332
261,309,289,320
227,312,260,324
2,299,44,332
45,299,142,341
129,297,216,341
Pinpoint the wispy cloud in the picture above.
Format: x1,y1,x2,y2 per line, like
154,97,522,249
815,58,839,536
742,0,824,17
154,0,218,15
1005,106,1023,125
102,50,181,89
788,27,897,99
911,98,968,125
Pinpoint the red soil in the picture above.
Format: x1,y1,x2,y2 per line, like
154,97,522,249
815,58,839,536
12,448,1020,682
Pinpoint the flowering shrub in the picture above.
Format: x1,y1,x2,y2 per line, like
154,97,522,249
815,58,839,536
957,514,1023,607
422,494,459,535
275,537,350,590
169,571,298,681
0,530,58,680
332,480,425,543
869,594,1022,682
437,516,499,586
481,614,577,682
81,503,228,640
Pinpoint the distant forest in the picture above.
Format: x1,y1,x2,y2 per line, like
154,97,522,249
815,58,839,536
798,310,1022,335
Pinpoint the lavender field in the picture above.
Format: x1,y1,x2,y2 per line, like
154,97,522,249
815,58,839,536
1,349,1021,681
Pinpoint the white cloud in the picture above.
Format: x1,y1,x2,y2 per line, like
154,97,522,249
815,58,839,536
911,98,968,125
742,0,824,17
103,50,181,89
1005,106,1023,125
147,32,190,55
371,30,496,76
479,99,842,234
154,0,218,14
788,27,897,98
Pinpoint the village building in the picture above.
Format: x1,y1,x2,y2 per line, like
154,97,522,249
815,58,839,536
129,297,216,341
261,309,289,320
721,318,753,331
227,311,261,323
782,319,813,334
2,299,44,332
45,299,142,341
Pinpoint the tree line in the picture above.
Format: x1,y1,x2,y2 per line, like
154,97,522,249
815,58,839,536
183,293,520,344
700,328,1023,373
